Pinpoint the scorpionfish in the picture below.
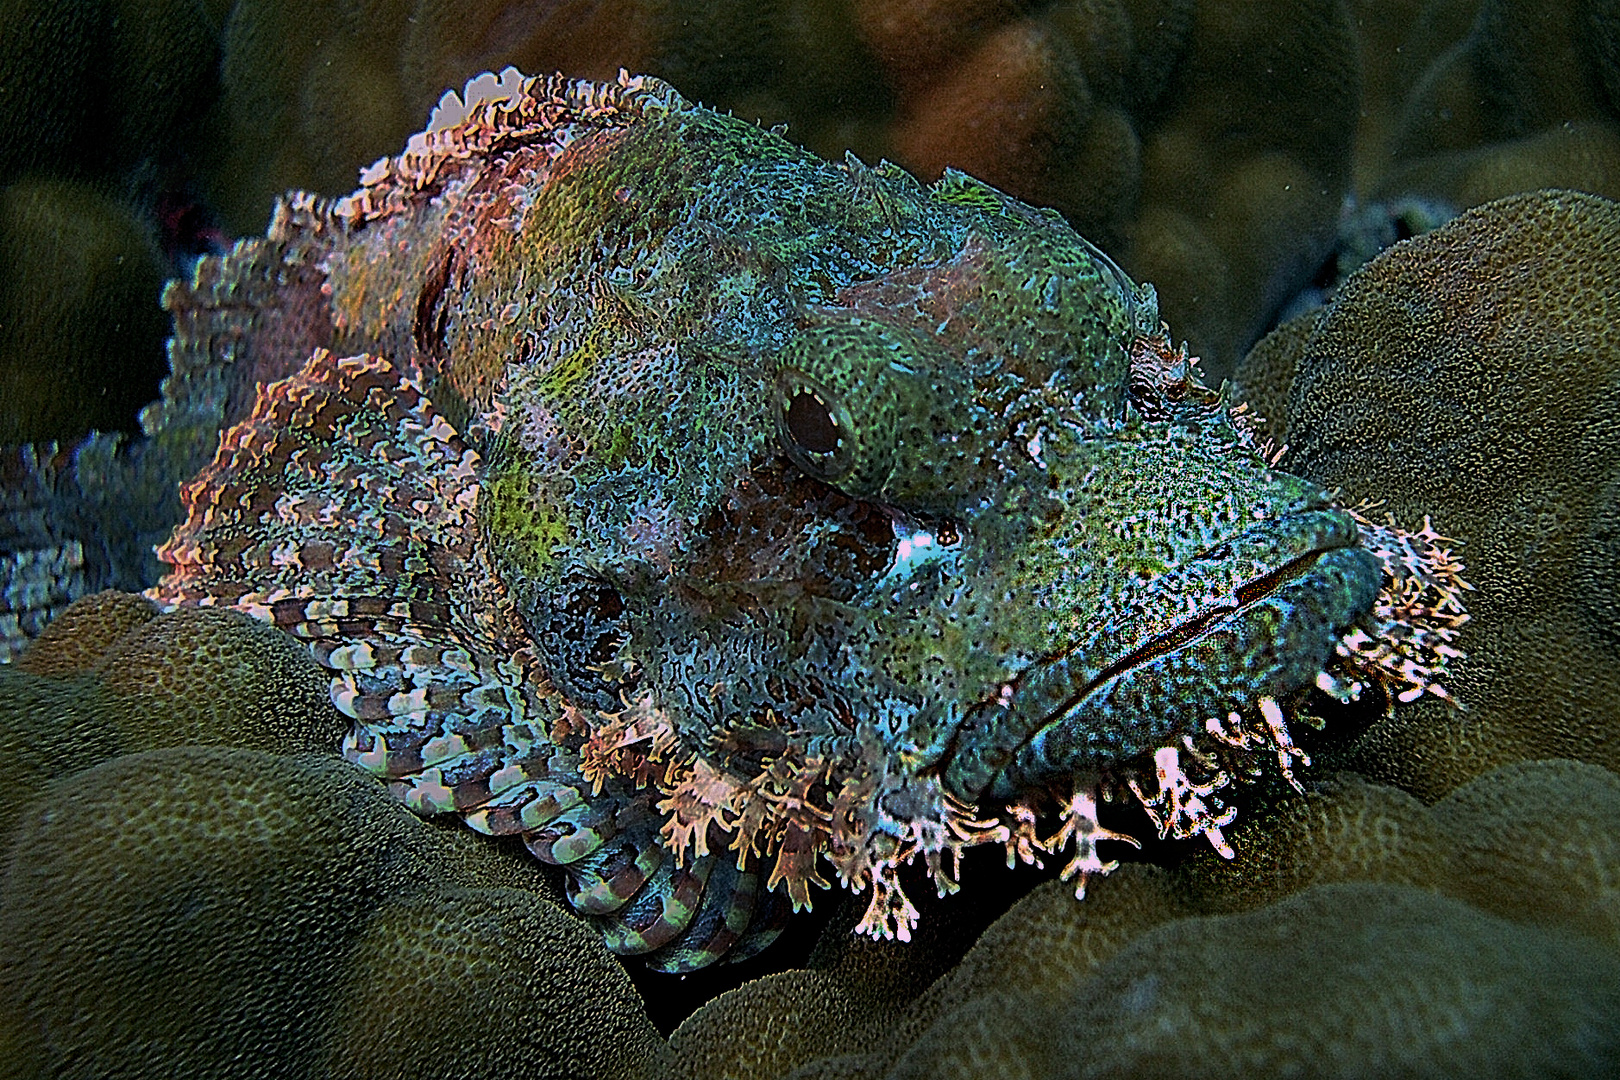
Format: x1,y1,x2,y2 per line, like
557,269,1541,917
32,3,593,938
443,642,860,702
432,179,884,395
148,70,1469,971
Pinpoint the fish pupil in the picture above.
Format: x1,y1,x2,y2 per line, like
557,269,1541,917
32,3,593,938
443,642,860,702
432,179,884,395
786,389,839,455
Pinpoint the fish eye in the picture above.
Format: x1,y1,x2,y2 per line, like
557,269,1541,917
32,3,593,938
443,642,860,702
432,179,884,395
771,317,983,511
770,317,984,512
775,367,857,482
785,387,838,455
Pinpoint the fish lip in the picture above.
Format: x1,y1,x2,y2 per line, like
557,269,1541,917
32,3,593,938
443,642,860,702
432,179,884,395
940,506,1365,799
1044,506,1361,696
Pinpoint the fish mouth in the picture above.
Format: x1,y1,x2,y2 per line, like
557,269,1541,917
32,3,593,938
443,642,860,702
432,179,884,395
1072,545,1340,693
940,506,1380,801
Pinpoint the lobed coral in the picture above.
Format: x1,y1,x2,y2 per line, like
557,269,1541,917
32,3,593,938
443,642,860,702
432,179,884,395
1371,0,1620,208
1247,188,1620,800
671,762,1620,1079
0,747,668,1080
8,593,340,744
887,880,1619,1080
0,592,668,1080
12,587,158,676
0,591,342,849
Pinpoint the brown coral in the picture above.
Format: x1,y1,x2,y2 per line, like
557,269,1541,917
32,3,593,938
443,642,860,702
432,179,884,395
0,747,441,1077
0,668,124,843
859,0,1361,372
1375,0,1620,207
205,0,418,236
0,747,667,1079
14,589,158,677
324,886,667,1080
1276,188,1620,800
1,589,673,1077
0,178,170,445
1227,305,1313,446
11,592,344,761
0,0,215,187
1171,771,1451,910
671,761,1620,1079
1434,758,1620,948
887,882,1620,1080
887,18,1096,220
1345,0,1479,195
669,852,1042,1078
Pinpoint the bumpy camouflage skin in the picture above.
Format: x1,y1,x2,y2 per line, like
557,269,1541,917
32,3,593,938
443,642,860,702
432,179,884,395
148,71,1467,970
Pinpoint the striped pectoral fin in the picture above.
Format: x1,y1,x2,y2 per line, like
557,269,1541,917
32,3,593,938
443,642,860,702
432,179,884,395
595,854,715,956
524,798,622,865
564,816,669,915
379,746,543,815
340,686,540,776
343,721,435,777
145,342,577,838
642,857,761,973
720,882,792,965
143,344,547,766
334,632,558,818
462,775,586,835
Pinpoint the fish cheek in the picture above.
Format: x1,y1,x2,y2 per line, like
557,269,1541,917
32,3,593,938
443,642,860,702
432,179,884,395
525,568,637,714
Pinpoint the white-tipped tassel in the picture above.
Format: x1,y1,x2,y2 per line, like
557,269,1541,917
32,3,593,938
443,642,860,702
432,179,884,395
1259,695,1311,793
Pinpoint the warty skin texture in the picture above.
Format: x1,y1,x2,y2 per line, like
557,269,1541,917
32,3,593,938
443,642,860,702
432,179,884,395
147,71,1463,970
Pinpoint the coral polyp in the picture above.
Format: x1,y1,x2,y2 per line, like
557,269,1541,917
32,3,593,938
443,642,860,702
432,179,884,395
147,70,1466,969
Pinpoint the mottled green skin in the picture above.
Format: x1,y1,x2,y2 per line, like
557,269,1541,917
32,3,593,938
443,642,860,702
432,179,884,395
148,74,1385,965
326,80,1374,807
